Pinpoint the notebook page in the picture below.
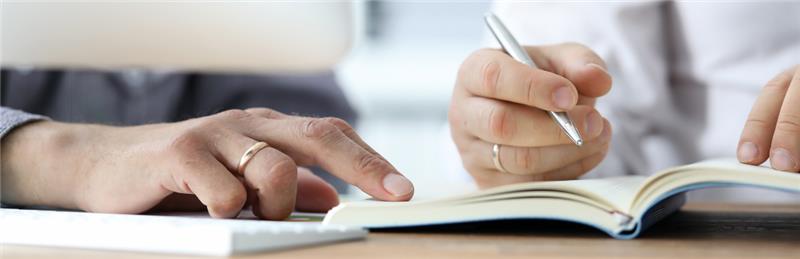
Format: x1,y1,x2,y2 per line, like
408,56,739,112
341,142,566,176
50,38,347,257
550,177,648,211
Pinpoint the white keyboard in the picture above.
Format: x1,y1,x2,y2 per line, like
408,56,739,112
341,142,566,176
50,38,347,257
0,208,367,256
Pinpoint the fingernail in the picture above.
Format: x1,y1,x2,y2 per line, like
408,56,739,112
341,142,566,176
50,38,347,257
737,142,758,163
771,148,797,171
585,111,603,137
382,173,413,197
552,86,575,110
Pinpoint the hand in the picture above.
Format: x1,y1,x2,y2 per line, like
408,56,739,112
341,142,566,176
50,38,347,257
738,65,800,172
449,43,613,188
1,108,414,219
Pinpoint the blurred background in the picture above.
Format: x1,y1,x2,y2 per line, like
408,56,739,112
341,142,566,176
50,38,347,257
1,1,492,199
336,1,492,198
336,1,491,198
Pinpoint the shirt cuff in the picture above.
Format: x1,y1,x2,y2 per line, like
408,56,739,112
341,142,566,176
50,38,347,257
0,107,49,139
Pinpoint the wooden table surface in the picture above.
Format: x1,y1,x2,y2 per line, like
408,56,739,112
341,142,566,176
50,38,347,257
2,203,799,259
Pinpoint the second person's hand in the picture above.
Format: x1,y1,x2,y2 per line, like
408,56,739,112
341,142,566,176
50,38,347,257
449,43,613,188
738,64,800,172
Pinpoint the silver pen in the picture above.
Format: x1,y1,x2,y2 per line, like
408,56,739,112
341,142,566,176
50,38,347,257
484,13,584,146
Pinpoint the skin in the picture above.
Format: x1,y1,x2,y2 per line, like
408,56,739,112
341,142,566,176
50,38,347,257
738,65,800,172
1,108,414,220
450,43,613,189
450,42,799,189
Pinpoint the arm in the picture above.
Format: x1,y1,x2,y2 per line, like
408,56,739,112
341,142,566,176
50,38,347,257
0,107,54,207
1,107,414,219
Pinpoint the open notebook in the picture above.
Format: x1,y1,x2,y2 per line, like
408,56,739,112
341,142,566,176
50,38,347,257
323,159,800,239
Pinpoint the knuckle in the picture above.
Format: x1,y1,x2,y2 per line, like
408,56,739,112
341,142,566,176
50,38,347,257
744,117,771,131
488,105,515,141
515,147,540,173
245,107,282,119
291,155,315,166
763,80,789,92
216,109,251,121
169,130,206,153
302,118,341,142
354,153,391,175
776,114,800,135
321,117,353,132
481,60,502,96
523,72,537,105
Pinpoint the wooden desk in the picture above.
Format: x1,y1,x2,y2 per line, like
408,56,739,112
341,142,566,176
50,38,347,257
2,203,799,259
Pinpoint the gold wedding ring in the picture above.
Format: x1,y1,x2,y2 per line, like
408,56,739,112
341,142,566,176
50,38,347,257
237,142,269,175
492,143,509,173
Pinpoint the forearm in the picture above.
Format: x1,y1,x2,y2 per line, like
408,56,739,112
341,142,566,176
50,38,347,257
1,121,85,209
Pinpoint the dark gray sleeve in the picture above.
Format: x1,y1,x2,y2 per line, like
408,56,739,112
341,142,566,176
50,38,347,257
0,107,49,139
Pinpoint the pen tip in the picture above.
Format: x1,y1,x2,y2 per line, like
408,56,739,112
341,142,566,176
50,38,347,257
575,139,584,147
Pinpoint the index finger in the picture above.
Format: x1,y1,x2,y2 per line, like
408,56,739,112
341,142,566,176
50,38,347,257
458,48,579,111
245,108,384,158
244,117,414,202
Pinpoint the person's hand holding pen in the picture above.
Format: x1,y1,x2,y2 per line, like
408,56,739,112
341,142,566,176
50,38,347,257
449,14,613,189
2,108,414,219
